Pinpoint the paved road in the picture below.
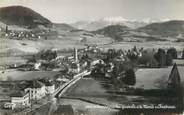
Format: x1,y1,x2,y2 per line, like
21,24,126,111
54,71,91,97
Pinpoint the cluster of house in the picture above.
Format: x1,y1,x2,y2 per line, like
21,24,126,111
1,31,45,40
0,26,53,40
3,79,55,110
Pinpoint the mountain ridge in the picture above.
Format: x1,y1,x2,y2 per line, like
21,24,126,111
71,17,148,31
0,6,52,29
137,20,184,38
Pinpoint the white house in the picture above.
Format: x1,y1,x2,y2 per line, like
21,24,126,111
44,82,55,94
11,91,30,107
4,91,30,109
91,59,104,66
34,62,41,70
24,80,46,100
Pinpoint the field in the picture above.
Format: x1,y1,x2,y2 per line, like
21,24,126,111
64,78,108,97
0,36,112,67
0,38,85,55
0,70,59,81
99,41,184,51
62,78,161,107
135,67,172,89
0,34,112,56
0,56,27,67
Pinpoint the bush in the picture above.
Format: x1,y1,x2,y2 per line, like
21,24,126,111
166,52,173,66
36,49,57,61
182,49,184,59
154,48,166,67
138,52,158,67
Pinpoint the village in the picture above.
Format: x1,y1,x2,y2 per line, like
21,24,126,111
0,25,56,40
0,41,184,114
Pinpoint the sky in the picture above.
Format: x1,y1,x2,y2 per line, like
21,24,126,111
0,0,184,23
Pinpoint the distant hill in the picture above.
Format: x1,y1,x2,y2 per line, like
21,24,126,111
93,25,131,41
0,6,52,29
137,20,184,38
93,25,168,42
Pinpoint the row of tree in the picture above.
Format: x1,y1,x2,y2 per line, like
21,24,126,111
154,48,177,67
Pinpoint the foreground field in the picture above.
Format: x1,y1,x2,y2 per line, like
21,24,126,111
62,78,159,106
61,77,181,111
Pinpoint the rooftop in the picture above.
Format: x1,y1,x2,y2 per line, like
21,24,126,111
26,80,45,88
10,91,27,97
38,79,54,86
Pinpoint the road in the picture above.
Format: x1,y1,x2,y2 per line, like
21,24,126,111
53,70,91,97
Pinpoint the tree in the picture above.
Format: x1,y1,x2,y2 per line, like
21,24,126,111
138,52,158,67
133,46,137,52
182,49,184,59
117,49,123,56
39,50,57,61
154,48,166,67
5,25,8,33
27,55,37,63
167,48,177,59
166,53,173,66
124,69,136,86
107,49,117,59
